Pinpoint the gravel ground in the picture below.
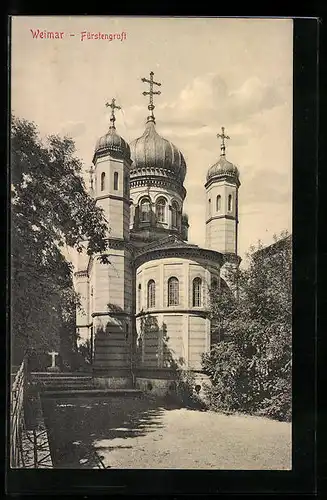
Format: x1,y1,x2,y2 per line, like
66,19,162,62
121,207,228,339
43,396,291,470
94,407,291,470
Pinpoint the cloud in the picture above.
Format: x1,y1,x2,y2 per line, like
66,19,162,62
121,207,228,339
158,73,284,129
59,120,86,138
124,73,284,133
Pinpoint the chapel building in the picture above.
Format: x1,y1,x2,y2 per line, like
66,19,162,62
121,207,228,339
74,72,241,391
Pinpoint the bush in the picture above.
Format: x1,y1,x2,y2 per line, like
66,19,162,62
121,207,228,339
175,370,207,410
203,233,292,422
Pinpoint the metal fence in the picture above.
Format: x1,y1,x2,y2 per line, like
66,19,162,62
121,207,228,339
10,357,27,468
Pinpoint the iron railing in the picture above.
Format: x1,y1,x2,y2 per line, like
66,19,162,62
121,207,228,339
10,357,27,468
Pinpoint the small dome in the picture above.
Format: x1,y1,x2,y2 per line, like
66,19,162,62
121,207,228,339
94,126,130,160
130,119,186,184
206,156,239,183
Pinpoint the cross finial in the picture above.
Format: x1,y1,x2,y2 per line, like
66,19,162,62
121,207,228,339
141,71,161,123
217,126,230,156
105,98,121,129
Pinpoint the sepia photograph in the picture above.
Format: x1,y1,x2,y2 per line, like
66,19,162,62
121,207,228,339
10,16,293,471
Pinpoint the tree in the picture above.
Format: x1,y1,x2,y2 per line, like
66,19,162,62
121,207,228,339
202,231,292,421
11,115,110,366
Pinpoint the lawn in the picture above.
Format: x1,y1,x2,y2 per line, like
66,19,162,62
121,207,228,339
42,395,291,470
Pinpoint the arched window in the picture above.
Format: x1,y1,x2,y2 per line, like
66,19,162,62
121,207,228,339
208,199,211,216
101,172,105,191
114,172,119,190
171,201,179,228
228,194,233,212
156,197,166,223
140,198,151,222
168,277,179,306
192,277,202,307
138,284,142,310
124,175,128,195
130,202,135,228
216,195,221,212
147,280,156,308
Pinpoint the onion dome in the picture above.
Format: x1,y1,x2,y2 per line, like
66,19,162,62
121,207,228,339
93,98,130,163
206,126,240,185
130,117,187,184
130,71,187,190
206,156,239,182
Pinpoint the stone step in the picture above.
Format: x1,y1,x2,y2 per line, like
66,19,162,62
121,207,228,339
40,385,97,391
32,376,93,382
41,388,142,398
31,372,92,377
36,381,95,386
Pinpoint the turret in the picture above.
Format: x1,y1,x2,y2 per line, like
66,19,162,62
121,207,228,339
92,98,131,241
205,127,240,255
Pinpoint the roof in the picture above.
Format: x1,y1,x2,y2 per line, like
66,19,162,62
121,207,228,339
133,234,224,266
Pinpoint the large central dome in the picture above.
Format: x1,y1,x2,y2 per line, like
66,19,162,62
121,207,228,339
130,118,187,184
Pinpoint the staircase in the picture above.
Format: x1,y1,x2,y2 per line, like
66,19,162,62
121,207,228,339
30,372,141,398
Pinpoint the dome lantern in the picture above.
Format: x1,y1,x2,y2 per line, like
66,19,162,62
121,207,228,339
130,72,187,189
206,126,240,185
93,98,131,163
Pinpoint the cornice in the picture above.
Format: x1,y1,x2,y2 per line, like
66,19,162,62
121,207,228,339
130,175,186,200
134,245,224,268
93,148,132,165
95,194,130,204
91,311,132,318
205,175,241,190
206,214,238,223
136,308,210,318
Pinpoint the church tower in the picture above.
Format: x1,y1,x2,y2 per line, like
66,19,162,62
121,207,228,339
89,99,134,381
205,127,240,255
93,98,131,241
129,71,189,245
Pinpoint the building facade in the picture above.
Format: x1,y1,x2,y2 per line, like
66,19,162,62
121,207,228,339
74,74,241,391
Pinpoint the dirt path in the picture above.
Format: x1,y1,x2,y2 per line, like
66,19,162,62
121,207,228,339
92,406,291,470
43,397,291,470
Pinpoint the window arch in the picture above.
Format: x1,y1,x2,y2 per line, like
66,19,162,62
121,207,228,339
171,201,179,228
168,277,179,306
113,171,119,190
147,280,156,308
124,175,128,195
228,194,233,212
216,195,221,212
138,284,142,310
140,198,151,222
208,198,211,216
101,172,106,191
156,197,167,223
192,277,202,307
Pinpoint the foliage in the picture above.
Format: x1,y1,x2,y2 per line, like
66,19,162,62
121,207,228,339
175,369,207,410
202,231,292,421
11,115,110,364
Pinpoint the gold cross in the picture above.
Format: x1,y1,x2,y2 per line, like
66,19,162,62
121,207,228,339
141,71,161,116
105,98,121,128
217,126,230,156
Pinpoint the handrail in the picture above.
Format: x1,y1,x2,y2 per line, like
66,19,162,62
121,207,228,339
10,358,27,468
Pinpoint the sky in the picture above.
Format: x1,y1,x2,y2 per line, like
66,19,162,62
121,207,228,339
11,16,293,265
